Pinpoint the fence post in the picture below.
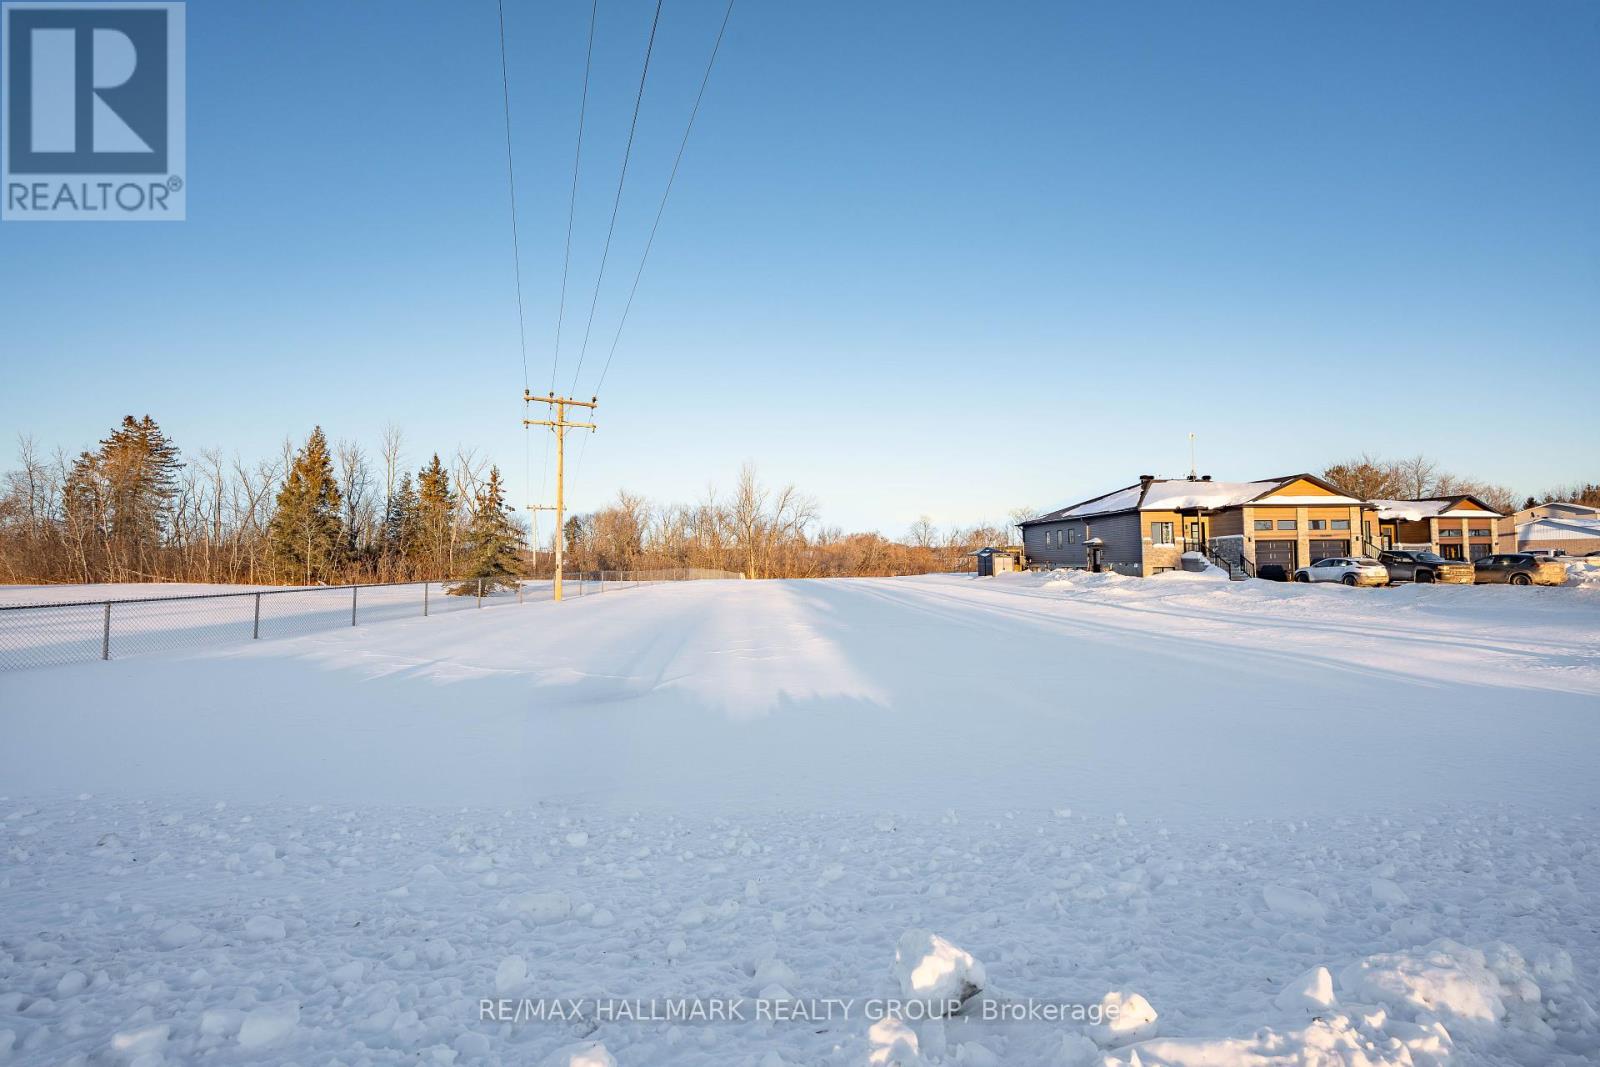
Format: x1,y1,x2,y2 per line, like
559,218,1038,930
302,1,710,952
477,578,483,606
101,601,111,661
423,581,429,617
517,582,523,605
351,585,358,626
252,592,261,639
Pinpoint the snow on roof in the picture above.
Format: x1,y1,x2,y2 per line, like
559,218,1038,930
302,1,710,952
1139,480,1282,510
1025,475,1361,524
1374,497,1502,521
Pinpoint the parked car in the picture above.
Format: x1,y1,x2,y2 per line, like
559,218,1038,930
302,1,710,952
1378,549,1475,585
1293,557,1390,586
1473,553,1568,586
1523,548,1567,559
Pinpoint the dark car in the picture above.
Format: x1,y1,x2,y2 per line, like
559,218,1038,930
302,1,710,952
1378,549,1475,585
1473,553,1567,586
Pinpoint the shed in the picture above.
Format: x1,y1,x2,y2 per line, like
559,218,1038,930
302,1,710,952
971,547,1020,576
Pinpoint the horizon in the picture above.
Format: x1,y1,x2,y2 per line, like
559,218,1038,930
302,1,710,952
3,0,1596,534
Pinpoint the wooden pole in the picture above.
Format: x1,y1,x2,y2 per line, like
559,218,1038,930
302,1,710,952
523,392,597,605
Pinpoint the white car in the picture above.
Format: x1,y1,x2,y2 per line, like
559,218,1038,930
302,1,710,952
1293,556,1390,587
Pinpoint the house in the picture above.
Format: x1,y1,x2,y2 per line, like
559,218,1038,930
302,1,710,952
1500,501,1600,555
1018,474,1379,579
1372,496,1505,560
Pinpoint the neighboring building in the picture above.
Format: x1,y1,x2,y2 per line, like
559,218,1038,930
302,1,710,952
970,546,1020,576
1018,474,1378,578
1499,501,1600,555
1372,496,1505,560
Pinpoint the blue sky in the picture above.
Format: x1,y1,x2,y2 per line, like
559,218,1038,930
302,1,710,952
3,0,1596,532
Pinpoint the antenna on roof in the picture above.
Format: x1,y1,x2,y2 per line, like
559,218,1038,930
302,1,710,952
1188,432,1198,481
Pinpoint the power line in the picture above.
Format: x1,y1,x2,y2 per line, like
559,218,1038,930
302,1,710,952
567,0,665,395
550,0,600,395
495,0,535,533
594,0,735,398
495,0,530,393
568,0,736,498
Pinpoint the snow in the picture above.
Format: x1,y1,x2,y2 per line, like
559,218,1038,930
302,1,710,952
1,574,1598,1064
1273,965,1337,1014
893,930,985,1012
1373,499,1502,521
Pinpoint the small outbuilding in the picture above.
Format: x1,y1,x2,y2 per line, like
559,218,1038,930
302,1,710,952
971,547,1022,576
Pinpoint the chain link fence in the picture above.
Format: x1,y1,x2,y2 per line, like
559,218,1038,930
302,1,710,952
0,570,743,672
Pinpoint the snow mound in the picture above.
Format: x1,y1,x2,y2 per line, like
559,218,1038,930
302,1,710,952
540,1041,616,1067
1339,939,1507,1027
893,930,985,1014
1261,883,1327,922
237,1001,299,1050
867,1017,921,1066
500,891,572,924
1091,989,1159,1047
1103,1015,1436,1066
1274,965,1337,1014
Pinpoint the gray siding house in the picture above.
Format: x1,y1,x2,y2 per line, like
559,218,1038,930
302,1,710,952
1018,473,1378,578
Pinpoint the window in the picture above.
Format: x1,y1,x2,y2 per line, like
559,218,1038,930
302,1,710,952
1067,527,1080,544
1277,519,1297,530
1308,519,1327,531
1047,530,1058,548
1439,528,1462,537
1470,544,1493,560
1332,520,1350,531
1150,522,1174,545
1469,528,1490,537
1254,520,1273,531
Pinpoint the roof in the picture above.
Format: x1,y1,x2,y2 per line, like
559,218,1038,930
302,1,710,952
1372,496,1503,521
1020,474,1363,525
1516,501,1600,522
1516,517,1600,542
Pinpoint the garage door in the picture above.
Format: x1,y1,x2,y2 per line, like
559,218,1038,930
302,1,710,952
1255,539,1297,578
1309,539,1349,562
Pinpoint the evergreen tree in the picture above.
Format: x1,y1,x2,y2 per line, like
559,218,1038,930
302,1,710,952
268,427,345,584
58,416,183,579
459,466,523,591
382,472,422,576
416,454,456,576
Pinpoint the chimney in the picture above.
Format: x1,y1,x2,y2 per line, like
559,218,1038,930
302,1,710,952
1139,474,1155,492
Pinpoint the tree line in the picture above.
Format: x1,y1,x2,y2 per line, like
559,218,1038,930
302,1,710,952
0,420,1008,586
0,417,523,587
1318,453,1597,515
559,465,1013,579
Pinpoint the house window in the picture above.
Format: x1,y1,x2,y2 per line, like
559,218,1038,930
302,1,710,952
1331,520,1350,531
1277,520,1297,531
1047,530,1058,548
1309,519,1327,531
1470,544,1493,559
1439,529,1462,537
1150,522,1174,545
1469,528,1490,537
1067,527,1080,544
1254,520,1273,531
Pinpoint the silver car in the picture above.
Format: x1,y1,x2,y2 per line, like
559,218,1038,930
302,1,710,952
1293,556,1390,587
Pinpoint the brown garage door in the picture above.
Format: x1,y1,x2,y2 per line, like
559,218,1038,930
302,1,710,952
1255,539,1297,578
1309,539,1349,562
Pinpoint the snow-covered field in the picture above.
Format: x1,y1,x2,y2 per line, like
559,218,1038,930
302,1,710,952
2,571,1597,1065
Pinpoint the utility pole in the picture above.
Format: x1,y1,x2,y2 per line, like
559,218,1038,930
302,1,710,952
523,392,597,602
